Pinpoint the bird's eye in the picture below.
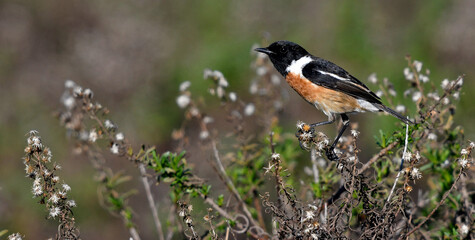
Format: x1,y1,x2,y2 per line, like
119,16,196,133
280,46,287,54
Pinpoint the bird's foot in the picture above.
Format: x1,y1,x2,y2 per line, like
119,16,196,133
325,148,339,161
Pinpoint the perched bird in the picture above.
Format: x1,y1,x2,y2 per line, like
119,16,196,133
255,41,413,160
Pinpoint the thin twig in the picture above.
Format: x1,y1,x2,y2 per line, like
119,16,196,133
129,226,141,240
225,227,230,240
386,123,409,203
210,140,260,229
138,163,165,240
359,141,399,174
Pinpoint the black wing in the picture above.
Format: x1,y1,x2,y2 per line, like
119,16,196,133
302,58,381,104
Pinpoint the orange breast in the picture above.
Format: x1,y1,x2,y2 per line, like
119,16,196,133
285,73,360,115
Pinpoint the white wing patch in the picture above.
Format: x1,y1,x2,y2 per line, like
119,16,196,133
357,99,379,112
285,56,313,76
317,70,350,81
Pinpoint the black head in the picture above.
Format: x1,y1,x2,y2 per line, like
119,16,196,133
255,41,309,76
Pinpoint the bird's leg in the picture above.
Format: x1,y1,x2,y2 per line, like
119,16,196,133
325,114,350,161
310,119,335,128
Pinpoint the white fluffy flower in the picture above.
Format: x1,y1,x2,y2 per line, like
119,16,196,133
228,92,237,102
189,107,200,116
104,120,115,130
389,89,397,96
249,81,258,94
411,168,422,179
368,73,377,84
32,178,43,196
8,233,23,240
52,176,60,183
65,80,76,89
67,200,77,207
428,92,440,101
216,86,225,98
62,184,71,192
460,148,468,155
304,210,315,221
30,136,42,149
178,210,185,217
415,151,421,161
459,224,469,235
179,81,191,92
441,79,450,89
412,91,422,102
49,193,60,204
115,132,124,141
458,158,471,169
442,98,450,105
403,152,412,162
83,88,93,98
49,207,61,218
176,95,191,109
89,129,98,143
110,143,119,155
199,130,209,140
73,86,83,97
404,67,414,80
413,60,422,72
453,92,460,100
244,103,255,116
396,105,406,113
419,74,429,83
203,116,214,124
62,96,75,110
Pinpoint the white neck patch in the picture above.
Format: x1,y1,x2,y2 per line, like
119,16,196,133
285,56,312,76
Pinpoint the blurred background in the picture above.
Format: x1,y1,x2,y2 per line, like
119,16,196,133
0,0,474,239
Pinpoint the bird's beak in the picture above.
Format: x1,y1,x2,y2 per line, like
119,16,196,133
254,47,274,55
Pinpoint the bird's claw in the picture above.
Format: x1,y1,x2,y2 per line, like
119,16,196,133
325,148,339,161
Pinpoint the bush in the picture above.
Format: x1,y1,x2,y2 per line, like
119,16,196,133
5,50,473,240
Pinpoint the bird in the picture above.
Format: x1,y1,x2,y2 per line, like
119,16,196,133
255,40,413,161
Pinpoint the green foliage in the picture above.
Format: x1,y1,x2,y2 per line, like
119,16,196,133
145,149,205,202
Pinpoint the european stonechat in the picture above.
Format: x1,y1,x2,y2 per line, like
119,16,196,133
255,41,413,160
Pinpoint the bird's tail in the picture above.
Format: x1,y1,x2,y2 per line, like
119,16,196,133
374,103,414,125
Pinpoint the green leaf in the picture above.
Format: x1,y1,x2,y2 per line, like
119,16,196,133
217,194,224,206
0,230,9,237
